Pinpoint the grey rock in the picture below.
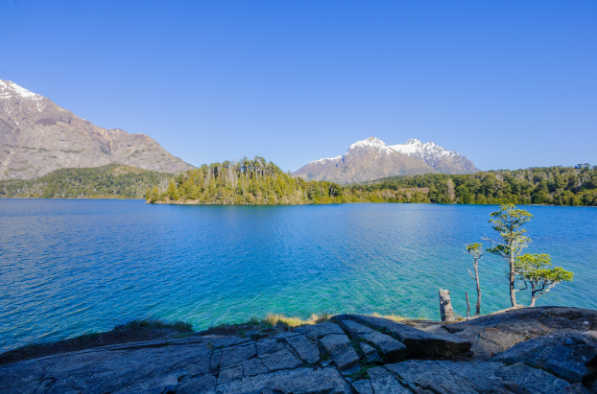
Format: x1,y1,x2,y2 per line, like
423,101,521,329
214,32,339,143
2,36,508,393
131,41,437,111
260,348,302,372
285,335,320,364
256,338,285,356
218,364,244,384
386,359,571,394
293,323,345,340
446,307,597,360
492,331,597,383
320,334,351,355
334,314,471,358
562,383,591,394
210,350,222,373
449,325,527,359
333,348,361,371
263,368,352,394
360,342,381,363
2,309,595,394
352,379,373,394
184,354,211,377
337,319,406,362
177,375,216,394
242,358,269,377
272,331,301,340
319,333,361,371
368,366,411,394
220,344,256,368
0,80,194,180
216,367,350,394
496,362,571,394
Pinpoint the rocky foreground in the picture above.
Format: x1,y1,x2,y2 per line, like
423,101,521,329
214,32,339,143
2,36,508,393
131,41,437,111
1,307,596,394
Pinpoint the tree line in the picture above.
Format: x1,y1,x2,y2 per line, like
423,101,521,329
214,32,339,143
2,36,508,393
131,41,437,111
362,163,597,206
0,164,170,199
145,157,436,205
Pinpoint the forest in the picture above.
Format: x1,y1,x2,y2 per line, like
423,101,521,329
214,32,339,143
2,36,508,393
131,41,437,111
2,158,595,207
362,164,597,206
0,164,170,199
153,159,597,206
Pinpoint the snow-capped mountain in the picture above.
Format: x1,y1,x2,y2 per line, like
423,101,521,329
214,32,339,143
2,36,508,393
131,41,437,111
390,138,479,174
293,137,479,183
0,80,193,180
292,137,436,184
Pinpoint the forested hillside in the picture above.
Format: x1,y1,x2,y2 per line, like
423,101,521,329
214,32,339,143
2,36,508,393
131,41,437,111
0,164,171,199
151,159,596,206
2,158,595,207
360,164,597,206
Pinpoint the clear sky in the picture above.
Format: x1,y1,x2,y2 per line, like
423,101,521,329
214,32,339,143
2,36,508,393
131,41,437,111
1,0,595,172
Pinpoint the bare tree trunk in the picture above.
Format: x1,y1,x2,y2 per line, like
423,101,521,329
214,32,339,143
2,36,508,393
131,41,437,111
509,239,518,307
465,292,470,318
439,289,455,322
474,263,481,316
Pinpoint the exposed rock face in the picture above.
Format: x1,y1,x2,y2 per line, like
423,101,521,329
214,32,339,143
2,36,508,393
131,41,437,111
1,307,596,394
292,137,437,184
390,138,480,174
292,136,480,183
0,80,193,180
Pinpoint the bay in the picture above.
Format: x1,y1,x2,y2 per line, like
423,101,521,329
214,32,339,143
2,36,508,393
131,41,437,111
0,199,596,352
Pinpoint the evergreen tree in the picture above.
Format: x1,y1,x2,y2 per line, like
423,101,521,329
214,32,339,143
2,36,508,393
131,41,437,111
485,205,533,307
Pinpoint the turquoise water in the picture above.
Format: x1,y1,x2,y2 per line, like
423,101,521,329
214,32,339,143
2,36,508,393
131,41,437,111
1,200,596,352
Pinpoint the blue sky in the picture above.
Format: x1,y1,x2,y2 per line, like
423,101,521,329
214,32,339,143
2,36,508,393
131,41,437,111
1,0,595,172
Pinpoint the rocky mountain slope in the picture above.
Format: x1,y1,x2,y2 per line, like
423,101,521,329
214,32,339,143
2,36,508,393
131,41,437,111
294,137,479,184
1,307,595,393
390,138,480,174
0,80,193,180
293,137,437,184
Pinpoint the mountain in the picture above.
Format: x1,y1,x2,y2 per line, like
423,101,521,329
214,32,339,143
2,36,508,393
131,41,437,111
292,137,437,184
293,137,480,184
0,80,193,180
389,138,480,174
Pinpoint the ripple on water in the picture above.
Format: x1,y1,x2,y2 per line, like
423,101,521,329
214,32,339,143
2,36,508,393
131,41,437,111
0,200,596,352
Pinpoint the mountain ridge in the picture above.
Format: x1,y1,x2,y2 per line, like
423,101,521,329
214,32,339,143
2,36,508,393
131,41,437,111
0,80,193,180
293,137,480,183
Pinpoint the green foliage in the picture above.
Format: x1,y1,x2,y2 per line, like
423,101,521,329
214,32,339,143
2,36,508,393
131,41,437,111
0,164,171,199
366,164,597,206
515,253,574,306
153,157,429,205
486,204,533,260
466,243,484,259
112,319,193,332
485,204,533,307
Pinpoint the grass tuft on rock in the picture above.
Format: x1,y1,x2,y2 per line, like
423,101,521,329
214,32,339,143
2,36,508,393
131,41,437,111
369,312,407,322
261,312,333,328
112,319,193,333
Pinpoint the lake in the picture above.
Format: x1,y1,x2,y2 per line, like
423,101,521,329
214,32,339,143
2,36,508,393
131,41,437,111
1,200,596,352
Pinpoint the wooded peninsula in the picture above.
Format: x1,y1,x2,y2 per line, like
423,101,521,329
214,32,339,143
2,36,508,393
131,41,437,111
1,158,595,206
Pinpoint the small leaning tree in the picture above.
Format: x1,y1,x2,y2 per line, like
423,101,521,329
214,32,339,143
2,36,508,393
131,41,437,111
466,243,484,316
485,204,533,307
515,254,574,307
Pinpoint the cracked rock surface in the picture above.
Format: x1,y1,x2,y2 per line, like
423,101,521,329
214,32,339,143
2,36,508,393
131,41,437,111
1,307,597,394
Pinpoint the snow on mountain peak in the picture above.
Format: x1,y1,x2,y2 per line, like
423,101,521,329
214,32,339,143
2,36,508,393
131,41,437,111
309,155,342,165
0,80,43,101
350,137,386,149
390,139,454,160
